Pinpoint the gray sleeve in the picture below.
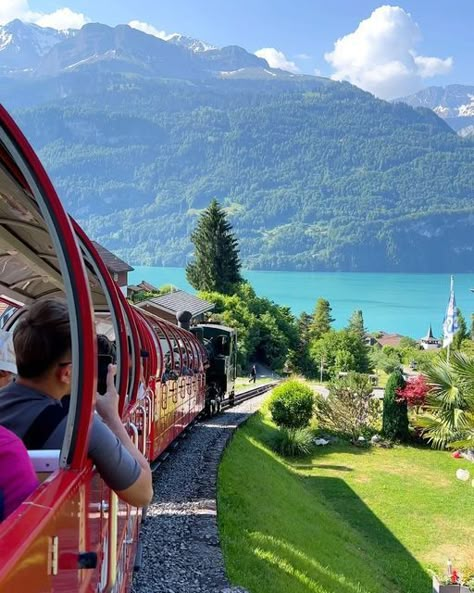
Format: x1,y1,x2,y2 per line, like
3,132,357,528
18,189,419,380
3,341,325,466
88,415,141,491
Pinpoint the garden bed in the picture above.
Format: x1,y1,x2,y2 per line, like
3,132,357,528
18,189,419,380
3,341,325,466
218,410,474,593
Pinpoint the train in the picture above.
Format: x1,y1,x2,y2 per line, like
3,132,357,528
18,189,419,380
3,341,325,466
0,105,237,592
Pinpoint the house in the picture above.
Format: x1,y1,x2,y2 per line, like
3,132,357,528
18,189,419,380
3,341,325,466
420,324,441,350
127,280,167,300
136,289,215,325
374,332,404,348
92,242,134,296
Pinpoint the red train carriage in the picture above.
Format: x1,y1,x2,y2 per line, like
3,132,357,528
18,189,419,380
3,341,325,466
0,105,207,592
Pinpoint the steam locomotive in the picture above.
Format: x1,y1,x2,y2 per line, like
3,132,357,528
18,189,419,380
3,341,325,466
0,105,236,592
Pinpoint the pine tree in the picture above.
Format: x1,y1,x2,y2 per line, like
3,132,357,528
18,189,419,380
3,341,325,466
453,307,469,349
292,312,314,375
309,298,334,341
348,310,366,337
382,369,409,442
186,199,242,294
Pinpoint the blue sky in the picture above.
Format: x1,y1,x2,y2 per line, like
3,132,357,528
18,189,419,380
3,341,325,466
2,1,472,98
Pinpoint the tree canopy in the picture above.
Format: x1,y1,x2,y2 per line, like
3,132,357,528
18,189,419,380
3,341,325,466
11,76,474,272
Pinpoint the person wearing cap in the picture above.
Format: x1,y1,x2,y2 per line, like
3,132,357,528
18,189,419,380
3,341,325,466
0,329,38,520
0,329,17,388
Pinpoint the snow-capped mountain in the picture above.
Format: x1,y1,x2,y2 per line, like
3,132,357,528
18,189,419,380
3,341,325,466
397,85,474,135
0,19,73,71
0,19,302,83
167,33,216,53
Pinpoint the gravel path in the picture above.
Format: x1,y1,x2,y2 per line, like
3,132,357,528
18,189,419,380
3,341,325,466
132,394,266,593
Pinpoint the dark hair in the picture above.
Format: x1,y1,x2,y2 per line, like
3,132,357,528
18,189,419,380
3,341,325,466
97,334,116,360
13,299,71,378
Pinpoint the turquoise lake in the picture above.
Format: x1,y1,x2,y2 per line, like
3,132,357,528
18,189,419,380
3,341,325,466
130,267,474,339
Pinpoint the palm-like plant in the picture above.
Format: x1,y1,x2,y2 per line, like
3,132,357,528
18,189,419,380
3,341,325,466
420,351,474,449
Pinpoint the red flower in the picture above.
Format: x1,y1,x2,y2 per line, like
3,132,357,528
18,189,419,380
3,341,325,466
396,375,429,408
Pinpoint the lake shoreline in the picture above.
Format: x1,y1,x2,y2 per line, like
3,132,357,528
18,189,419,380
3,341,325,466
130,266,474,339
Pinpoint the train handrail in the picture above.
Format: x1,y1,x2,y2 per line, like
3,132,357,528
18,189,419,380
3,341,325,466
128,421,139,447
144,391,154,446
104,491,118,592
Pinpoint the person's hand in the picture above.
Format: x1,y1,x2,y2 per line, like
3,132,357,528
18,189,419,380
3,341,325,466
95,364,119,423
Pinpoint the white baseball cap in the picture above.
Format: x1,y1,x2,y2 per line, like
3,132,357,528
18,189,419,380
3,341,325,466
0,329,17,374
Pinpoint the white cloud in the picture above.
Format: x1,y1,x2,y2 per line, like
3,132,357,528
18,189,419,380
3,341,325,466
0,0,89,29
413,54,453,78
255,47,300,73
324,5,453,99
0,0,29,24
128,20,172,40
35,8,88,30
296,53,311,61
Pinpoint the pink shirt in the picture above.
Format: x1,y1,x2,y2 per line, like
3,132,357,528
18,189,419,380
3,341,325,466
0,426,38,520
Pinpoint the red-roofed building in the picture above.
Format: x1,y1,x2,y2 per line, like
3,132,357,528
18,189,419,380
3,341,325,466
374,333,404,348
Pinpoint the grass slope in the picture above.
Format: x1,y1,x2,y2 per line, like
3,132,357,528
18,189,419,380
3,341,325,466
218,411,474,593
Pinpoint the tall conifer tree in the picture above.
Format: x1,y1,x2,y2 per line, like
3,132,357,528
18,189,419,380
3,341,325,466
348,310,366,337
382,369,409,442
309,298,334,341
186,199,242,294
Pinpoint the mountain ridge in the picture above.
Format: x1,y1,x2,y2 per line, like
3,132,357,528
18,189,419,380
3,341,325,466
398,84,474,136
0,20,295,81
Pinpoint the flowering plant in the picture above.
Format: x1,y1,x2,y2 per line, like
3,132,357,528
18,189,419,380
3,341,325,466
396,375,429,409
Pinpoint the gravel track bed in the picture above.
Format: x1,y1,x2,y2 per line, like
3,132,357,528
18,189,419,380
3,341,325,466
132,394,266,593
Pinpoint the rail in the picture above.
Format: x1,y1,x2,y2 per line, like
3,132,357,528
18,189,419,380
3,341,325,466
221,380,280,410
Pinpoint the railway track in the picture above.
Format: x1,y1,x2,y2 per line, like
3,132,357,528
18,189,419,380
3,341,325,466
221,380,280,410
134,388,272,593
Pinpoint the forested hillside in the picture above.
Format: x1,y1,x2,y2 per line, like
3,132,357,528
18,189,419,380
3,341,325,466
2,23,474,272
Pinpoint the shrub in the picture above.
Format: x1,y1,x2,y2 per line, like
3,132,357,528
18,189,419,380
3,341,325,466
271,427,314,457
314,372,378,442
382,369,409,441
269,380,315,429
396,375,429,409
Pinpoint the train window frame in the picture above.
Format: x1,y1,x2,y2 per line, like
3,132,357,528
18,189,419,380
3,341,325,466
0,106,96,469
74,229,130,405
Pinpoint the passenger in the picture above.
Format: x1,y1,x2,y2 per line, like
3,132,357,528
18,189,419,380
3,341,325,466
0,426,39,521
0,299,153,508
0,330,38,520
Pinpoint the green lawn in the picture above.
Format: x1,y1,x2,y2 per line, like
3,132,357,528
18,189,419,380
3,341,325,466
218,410,474,593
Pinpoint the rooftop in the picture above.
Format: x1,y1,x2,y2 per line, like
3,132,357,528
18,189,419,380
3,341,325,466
92,242,134,273
375,333,404,348
138,289,214,318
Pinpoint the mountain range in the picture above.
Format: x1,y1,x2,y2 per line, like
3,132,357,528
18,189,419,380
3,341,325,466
0,20,473,273
399,85,474,137
0,19,297,81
